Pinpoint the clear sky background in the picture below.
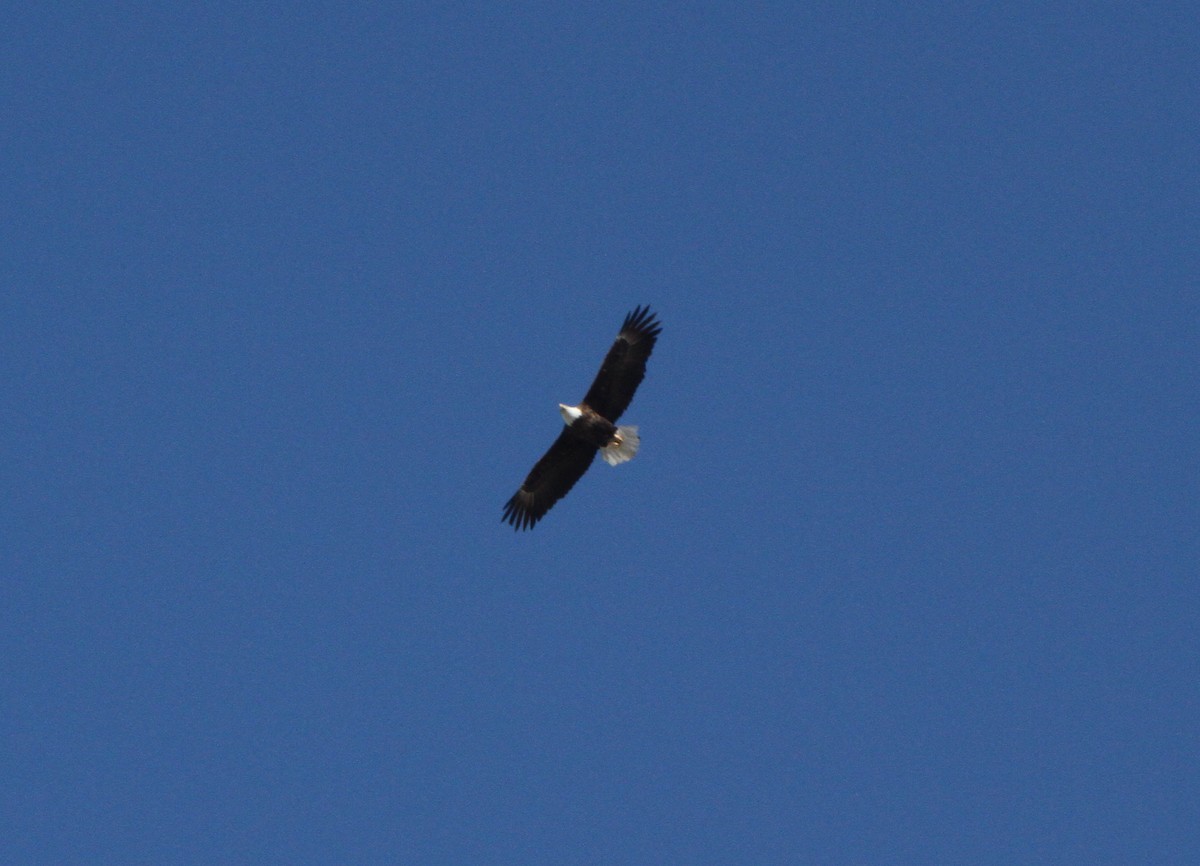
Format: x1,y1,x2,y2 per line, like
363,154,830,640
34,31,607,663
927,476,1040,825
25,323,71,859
3,3,1197,864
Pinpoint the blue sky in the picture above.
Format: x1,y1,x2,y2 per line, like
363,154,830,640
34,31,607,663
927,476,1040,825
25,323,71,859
3,3,1197,863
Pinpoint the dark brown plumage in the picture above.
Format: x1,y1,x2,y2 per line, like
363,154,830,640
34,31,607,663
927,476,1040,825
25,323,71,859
502,306,662,531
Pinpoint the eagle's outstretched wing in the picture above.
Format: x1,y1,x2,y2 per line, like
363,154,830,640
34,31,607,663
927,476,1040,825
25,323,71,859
581,305,662,421
502,430,597,530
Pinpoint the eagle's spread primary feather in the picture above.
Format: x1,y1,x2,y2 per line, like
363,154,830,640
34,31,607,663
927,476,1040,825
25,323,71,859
502,305,662,531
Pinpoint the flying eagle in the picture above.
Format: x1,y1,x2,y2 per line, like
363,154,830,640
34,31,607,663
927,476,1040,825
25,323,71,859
502,305,662,530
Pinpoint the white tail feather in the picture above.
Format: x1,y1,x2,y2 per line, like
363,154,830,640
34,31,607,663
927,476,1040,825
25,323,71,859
601,426,640,466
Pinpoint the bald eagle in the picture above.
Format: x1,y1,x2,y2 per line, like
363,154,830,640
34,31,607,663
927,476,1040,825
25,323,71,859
502,305,662,530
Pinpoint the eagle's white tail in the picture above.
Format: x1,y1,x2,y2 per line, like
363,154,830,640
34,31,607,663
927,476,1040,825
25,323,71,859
601,426,639,466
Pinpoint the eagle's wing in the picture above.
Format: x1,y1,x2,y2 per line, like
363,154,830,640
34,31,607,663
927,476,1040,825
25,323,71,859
581,305,662,422
502,430,597,530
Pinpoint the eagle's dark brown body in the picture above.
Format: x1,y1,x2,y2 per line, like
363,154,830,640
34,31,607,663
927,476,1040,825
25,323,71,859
564,405,618,449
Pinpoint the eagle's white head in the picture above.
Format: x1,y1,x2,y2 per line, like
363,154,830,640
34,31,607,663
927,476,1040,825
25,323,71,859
558,403,583,425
